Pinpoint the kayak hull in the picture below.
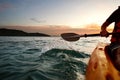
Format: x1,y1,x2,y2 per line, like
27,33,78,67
85,43,120,80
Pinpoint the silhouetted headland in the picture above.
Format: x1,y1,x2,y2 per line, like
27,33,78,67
0,28,51,37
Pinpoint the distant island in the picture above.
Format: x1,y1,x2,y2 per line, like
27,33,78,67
0,28,51,37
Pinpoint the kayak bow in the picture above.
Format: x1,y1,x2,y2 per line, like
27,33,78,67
86,43,120,80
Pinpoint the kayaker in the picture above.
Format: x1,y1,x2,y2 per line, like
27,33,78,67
100,6,120,71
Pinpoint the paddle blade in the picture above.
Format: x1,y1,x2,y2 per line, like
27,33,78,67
61,33,80,41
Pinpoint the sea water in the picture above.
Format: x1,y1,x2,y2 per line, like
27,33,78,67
0,37,110,80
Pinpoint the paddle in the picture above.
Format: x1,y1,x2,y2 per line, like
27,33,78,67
61,32,114,42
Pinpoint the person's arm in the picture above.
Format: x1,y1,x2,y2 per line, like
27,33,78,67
100,8,118,37
100,21,110,37
101,21,110,31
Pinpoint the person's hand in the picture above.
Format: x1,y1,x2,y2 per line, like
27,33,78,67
100,30,109,37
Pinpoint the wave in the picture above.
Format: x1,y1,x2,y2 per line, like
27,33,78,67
0,48,90,80
36,49,90,80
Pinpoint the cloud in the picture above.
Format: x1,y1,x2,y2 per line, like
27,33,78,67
0,2,13,12
30,18,46,23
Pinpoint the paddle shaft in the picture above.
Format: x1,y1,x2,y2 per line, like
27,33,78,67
80,33,113,37
61,32,120,41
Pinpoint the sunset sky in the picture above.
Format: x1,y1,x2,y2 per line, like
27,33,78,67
0,0,119,35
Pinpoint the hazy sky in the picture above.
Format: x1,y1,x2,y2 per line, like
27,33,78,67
0,0,119,27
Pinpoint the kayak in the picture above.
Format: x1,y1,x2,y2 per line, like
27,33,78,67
85,43,120,80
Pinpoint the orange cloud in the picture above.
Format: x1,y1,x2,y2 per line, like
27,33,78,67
85,24,100,29
0,25,102,36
